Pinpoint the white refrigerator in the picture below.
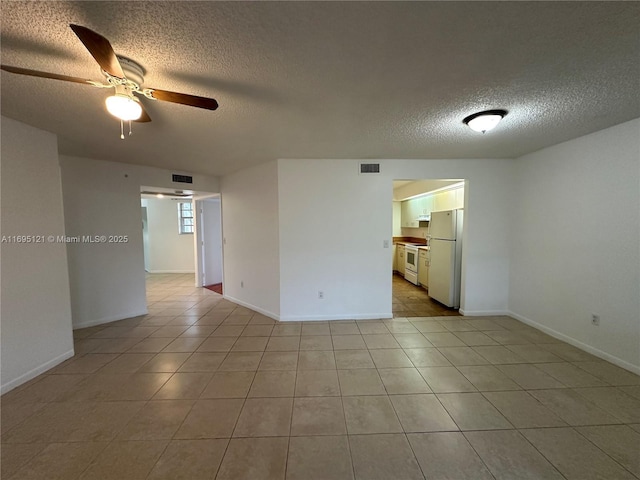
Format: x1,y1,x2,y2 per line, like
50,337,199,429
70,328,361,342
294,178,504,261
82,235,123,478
429,209,463,308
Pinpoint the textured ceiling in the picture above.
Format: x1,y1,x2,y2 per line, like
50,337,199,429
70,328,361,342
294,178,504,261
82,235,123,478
1,1,639,176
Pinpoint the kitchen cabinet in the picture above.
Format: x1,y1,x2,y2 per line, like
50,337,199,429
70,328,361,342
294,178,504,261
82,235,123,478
401,199,416,228
433,186,463,212
396,244,405,275
418,249,429,288
434,190,454,212
401,185,463,228
401,196,431,228
392,244,397,271
418,195,434,217
400,201,411,228
411,200,421,226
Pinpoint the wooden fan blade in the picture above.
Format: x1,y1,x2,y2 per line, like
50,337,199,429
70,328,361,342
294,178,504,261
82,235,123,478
135,102,152,123
70,24,125,78
148,88,218,110
1,64,96,85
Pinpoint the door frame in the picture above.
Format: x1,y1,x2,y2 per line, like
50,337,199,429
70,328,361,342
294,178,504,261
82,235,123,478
193,193,223,288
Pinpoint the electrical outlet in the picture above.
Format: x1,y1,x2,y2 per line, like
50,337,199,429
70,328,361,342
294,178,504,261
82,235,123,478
383,240,389,248
591,313,600,326
318,291,324,299
241,281,244,288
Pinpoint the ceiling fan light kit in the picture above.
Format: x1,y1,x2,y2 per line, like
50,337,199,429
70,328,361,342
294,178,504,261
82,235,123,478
0,23,219,140
105,87,142,121
463,109,508,133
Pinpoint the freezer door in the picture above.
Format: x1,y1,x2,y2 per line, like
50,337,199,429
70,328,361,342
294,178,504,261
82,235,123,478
429,239,456,307
430,210,456,240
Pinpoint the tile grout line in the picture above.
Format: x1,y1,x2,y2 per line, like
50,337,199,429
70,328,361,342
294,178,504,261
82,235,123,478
571,425,640,479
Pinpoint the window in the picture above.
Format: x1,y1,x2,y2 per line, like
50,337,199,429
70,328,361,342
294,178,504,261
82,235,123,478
178,202,194,234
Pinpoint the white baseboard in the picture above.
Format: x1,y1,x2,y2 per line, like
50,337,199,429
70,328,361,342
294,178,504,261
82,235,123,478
459,309,509,316
278,313,393,322
72,308,149,329
508,310,640,375
1,349,75,395
221,296,391,323
222,295,281,322
147,270,195,274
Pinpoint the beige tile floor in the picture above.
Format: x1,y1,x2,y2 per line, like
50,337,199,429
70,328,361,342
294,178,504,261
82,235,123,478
2,273,639,479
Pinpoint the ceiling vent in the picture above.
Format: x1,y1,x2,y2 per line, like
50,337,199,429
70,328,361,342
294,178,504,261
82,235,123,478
359,163,380,174
172,174,193,184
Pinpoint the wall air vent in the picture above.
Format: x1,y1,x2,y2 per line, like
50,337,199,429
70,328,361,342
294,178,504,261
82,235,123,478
359,163,380,174
172,174,193,184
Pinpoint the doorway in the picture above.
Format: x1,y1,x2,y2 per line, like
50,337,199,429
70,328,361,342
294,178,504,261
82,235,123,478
195,196,224,294
392,179,465,317
140,194,196,274
139,187,223,308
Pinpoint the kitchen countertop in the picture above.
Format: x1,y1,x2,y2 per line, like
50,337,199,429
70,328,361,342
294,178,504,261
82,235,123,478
394,241,430,250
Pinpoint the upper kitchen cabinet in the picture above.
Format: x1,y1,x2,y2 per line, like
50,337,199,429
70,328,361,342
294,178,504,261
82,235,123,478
433,185,464,212
401,197,420,228
433,190,455,212
418,195,434,216
396,181,464,229
400,200,411,227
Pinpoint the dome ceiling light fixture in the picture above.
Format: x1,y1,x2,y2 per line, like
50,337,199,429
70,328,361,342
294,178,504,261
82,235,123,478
105,83,143,138
463,109,508,133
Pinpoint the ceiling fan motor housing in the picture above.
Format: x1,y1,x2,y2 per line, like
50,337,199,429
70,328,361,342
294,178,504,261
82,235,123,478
116,56,145,87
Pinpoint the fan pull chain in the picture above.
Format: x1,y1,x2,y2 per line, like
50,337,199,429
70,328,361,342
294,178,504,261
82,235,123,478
129,120,133,136
120,120,124,140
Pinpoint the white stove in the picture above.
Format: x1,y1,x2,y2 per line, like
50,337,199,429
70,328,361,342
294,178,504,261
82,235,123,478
404,244,419,285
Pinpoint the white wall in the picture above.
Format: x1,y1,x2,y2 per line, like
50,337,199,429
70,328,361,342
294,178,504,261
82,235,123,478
60,155,219,328
509,119,640,372
220,160,280,318
143,197,195,273
60,156,149,328
201,198,223,285
277,158,514,320
278,159,395,320
1,117,74,393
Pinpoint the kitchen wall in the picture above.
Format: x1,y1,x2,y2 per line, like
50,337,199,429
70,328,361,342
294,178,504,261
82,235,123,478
400,226,429,240
141,197,195,273
1,117,74,393
509,118,640,372
60,155,219,329
220,160,280,318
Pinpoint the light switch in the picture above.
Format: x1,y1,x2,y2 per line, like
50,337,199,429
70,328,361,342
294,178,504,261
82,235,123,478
383,240,389,248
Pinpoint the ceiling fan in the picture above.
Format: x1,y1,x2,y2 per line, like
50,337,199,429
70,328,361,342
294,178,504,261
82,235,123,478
1,24,218,138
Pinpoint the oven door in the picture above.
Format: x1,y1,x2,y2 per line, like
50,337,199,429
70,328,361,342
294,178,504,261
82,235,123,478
405,247,418,273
